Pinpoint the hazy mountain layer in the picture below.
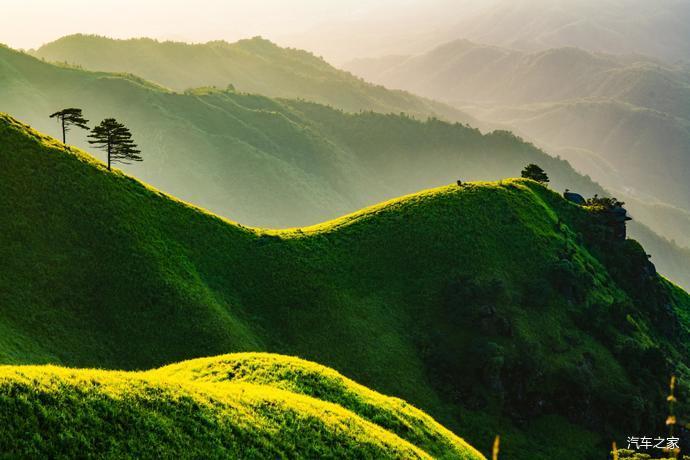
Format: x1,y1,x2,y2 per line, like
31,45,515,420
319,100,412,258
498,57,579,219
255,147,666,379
270,0,689,65
31,34,474,124
3,113,690,459
345,41,690,246
451,0,690,63
347,42,690,118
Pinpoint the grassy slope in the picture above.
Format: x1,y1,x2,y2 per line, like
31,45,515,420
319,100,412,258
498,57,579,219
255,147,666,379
4,113,690,458
31,34,474,124
0,353,484,459
9,42,690,291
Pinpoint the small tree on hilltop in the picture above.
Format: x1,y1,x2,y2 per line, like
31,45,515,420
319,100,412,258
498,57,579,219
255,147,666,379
585,194,625,210
521,164,549,184
88,118,141,171
49,108,89,144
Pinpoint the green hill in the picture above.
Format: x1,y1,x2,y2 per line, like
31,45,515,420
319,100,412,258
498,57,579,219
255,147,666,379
6,42,690,289
4,113,690,459
0,353,484,459
31,34,474,124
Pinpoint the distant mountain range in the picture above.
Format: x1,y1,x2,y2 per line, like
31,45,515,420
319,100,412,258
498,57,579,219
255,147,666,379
345,40,690,248
450,0,690,63
280,0,690,65
31,34,474,124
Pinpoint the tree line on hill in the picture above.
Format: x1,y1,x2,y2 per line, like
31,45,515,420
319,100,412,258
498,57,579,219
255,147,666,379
49,108,141,170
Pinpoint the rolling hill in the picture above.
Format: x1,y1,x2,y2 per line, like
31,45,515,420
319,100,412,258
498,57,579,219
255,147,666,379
345,41,690,247
0,353,484,459
31,34,474,124
3,112,690,459
6,41,690,288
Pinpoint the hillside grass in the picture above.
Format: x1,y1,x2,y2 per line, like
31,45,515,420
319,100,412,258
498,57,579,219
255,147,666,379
3,113,690,459
0,353,484,459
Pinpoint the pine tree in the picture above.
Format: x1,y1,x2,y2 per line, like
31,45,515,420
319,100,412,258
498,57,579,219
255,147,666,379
521,164,549,184
88,118,142,171
49,108,89,144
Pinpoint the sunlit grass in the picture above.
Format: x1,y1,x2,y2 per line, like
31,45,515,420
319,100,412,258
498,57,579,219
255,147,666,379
0,353,485,459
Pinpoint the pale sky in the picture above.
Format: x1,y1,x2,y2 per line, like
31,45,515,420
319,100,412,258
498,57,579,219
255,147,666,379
0,0,489,62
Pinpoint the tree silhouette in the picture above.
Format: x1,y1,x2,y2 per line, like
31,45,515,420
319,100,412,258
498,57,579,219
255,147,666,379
521,164,550,184
49,108,89,144
88,118,141,171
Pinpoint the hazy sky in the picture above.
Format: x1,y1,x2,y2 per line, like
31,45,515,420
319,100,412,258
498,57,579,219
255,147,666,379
0,0,488,62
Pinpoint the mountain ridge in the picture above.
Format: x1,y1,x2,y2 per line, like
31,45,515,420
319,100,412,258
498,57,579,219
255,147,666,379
31,34,476,125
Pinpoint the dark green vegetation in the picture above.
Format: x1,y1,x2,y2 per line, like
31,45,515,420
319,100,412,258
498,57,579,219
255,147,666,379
88,117,141,170
4,113,690,459
32,34,472,123
521,164,549,184
5,42,690,290
0,353,484,459
49,107,89,144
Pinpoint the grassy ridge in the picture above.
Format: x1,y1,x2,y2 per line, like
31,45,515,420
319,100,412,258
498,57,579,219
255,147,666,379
0,353,484,459
3,113,690,458
12,40,690,291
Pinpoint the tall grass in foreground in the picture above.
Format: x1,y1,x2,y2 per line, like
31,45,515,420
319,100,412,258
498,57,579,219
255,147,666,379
613,376,684,459
492,435,500,460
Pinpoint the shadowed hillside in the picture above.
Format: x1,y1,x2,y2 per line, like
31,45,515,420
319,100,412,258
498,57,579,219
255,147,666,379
4,113,690,459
